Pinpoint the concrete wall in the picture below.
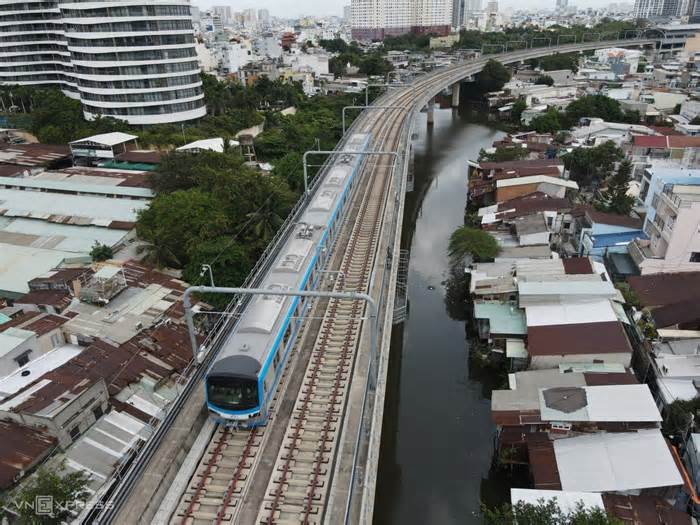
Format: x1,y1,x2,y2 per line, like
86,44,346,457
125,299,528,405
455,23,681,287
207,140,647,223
641,200,700,274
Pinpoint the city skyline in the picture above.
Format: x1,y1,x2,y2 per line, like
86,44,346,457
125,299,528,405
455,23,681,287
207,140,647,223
191,0,620,18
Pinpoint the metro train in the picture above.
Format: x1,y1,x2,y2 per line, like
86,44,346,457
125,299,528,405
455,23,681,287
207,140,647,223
205,132,372,426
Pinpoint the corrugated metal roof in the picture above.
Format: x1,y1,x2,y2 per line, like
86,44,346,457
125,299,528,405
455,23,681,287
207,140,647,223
538,384,661,422
554,430,683,492
473,303,527,335
527,321,633,356
0,175,153,198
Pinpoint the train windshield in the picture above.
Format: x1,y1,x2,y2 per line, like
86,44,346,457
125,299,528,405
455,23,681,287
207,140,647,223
207,376,258,411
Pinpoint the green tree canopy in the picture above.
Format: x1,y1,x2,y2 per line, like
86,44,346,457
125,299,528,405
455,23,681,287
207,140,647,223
595,159,635,215
90,242,113,262
448,226,500,262
476,59,511,93
511,99,527,123
479,145,528,162
535,74,555,86
563,140,624,187
529,109,564,134
483,499,623,525
6,465,91,524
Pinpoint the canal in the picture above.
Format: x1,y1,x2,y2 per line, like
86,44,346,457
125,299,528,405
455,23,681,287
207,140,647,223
375,107,507,524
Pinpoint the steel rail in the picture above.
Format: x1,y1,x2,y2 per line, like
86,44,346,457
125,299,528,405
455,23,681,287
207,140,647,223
87,37,658,525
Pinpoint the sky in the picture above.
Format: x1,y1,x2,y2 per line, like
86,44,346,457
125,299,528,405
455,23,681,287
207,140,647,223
191,0,614,19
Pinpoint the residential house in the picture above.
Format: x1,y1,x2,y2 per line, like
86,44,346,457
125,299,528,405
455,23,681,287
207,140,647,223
468,159,565,205
629,178,700,274
570,206,645,258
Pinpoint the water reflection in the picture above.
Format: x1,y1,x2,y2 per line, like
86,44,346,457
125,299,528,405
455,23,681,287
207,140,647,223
375,108,509,525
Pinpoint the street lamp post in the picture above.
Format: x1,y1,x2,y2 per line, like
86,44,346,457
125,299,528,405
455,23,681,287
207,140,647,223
200,264,215,287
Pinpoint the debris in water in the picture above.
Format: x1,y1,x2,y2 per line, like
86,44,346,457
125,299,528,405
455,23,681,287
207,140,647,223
427,285,435,290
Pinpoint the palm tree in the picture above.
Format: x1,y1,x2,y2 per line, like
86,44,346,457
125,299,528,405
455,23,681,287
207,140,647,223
246,204,283,243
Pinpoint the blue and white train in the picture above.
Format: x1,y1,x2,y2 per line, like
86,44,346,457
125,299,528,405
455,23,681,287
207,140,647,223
205,132,372,426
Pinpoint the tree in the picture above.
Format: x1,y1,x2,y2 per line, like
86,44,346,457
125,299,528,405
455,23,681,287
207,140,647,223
479,146,528,162
272,152,305,193
448,226,500,262
595,160,635,215
511,99,527,123
7,465,90,524
565,94,625,124
535,74,554,86
90,242,113,262
563,140,624,187
476,59,511,93
528,52,580,73
483,499,623,525
136,189,230,268
529,109,564,134
358,53,393,76
183,239,251,289
318,38,349,54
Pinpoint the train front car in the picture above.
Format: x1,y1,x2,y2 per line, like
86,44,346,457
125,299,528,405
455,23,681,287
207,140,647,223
205,133,371,427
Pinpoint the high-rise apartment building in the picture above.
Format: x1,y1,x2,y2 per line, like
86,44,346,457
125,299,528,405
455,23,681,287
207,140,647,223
0,0,205,125
351,0,452,40
258,8,270,25
555,0,569,9
633,0,663,17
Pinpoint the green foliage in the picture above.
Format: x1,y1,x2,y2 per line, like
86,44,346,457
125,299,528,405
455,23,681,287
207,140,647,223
511,99,527,123
448,226,500,262
478,145,528,162
90,242,113,262
136,189,230,267
272,152,305,193
565,94,635,125
358,53,393,76
529,109,565,134
476,59,511,93
6,464,90,524
615,282,641,309
563,140,624,187
318,38,349,53
483,499,623,525
382,32,431,51
535,74,555,86
595,160,635,215
529,52,580,73
664,398,700,436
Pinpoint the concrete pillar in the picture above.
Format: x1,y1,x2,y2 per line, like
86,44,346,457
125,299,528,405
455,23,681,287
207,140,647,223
451,82,461,108
427,98,435,126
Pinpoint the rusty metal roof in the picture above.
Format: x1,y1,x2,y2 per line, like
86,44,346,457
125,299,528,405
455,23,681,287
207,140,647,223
0,419,56,489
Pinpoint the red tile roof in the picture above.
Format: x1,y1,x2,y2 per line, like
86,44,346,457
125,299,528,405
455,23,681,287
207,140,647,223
527,321,633,356
633,135,668,148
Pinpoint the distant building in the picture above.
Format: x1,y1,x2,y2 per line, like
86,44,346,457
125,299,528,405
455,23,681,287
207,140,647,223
633,0,663,18
258,8,271,24
556,0,568,9
351,0,452,40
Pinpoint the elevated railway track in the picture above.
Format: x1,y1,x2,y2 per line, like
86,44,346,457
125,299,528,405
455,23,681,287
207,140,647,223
89,38,658,525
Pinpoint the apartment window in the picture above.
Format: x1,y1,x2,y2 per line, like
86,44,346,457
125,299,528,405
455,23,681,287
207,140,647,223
690,252,700,263
14,350,31,367
93,405,104,420
50,333,61,347
651,194,660,210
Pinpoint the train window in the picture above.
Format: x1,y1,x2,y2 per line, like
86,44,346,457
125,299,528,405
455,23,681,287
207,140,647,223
207,376,257,411
283,324,293,347
273,351,281,370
